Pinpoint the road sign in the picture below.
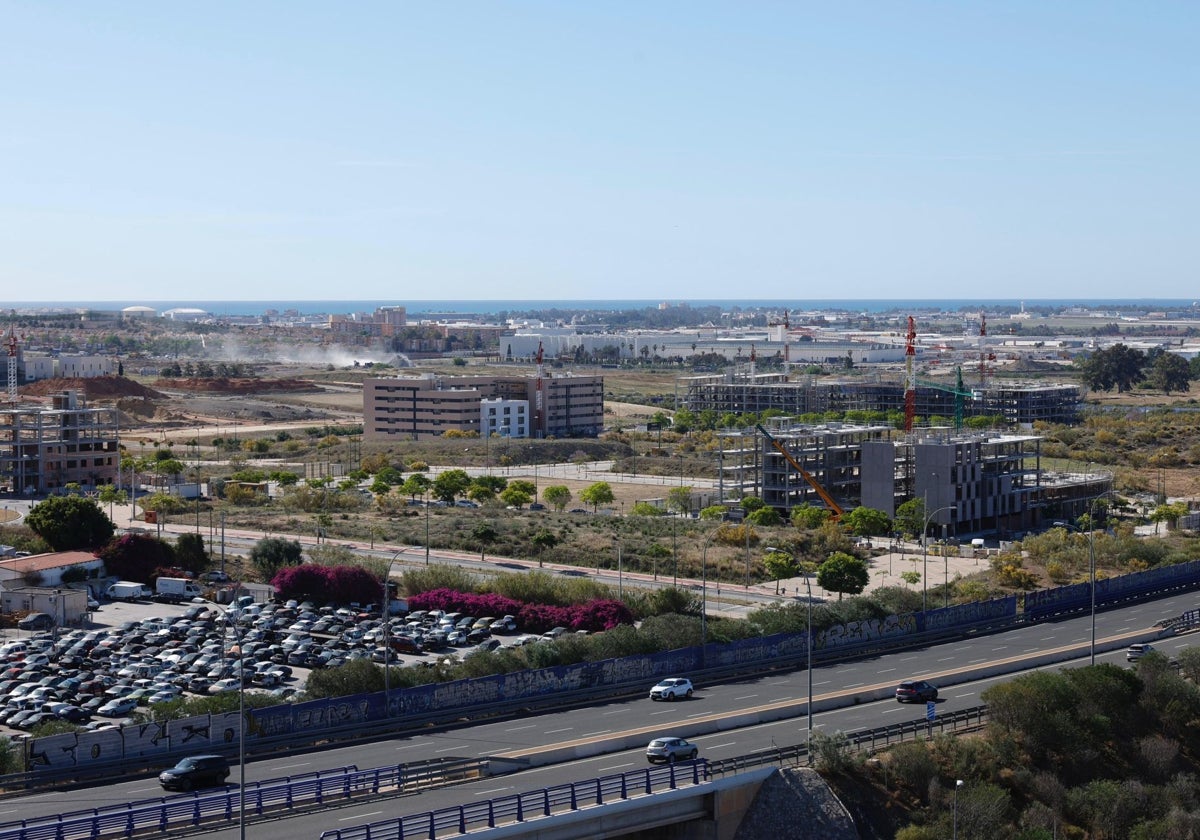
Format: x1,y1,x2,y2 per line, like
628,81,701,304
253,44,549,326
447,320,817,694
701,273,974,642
926,701,936,722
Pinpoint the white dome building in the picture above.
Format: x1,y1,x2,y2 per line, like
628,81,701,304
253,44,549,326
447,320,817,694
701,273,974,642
121,305,157,319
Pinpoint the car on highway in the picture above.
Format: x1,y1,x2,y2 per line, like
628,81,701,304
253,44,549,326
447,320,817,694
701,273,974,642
646,736,698,764
895,680,939,703
159,754,230,791
649,677,694,701
1126,643,1157,662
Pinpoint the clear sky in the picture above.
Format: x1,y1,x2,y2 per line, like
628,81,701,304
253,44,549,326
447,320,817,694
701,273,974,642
2,2,1196,302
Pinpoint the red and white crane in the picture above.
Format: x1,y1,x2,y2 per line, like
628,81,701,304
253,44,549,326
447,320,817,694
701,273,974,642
904,316,917,433
534,341,545,438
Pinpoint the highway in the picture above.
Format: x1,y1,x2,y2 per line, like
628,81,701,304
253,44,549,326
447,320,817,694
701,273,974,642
2,589,1194,839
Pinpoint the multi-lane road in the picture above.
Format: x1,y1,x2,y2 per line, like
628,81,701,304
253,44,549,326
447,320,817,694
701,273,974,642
3,590,1193,839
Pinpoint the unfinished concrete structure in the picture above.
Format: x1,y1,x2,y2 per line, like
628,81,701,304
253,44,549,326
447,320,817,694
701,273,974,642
684,374,1081,427
0,392,119,495
718,420,1108,540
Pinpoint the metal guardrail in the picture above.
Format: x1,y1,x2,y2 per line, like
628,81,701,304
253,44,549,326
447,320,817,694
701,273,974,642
0,758,484,840
319,760,711,840
707,705,991,777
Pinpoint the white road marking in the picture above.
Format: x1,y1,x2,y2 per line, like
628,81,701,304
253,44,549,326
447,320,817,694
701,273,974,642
582,730,610,737
598,762,635,772
734,694,758,700
473,787,511,796
504,724,537,732
545,727,573,734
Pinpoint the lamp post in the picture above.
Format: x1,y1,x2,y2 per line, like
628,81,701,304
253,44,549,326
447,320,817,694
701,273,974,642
922,504,955,613
423,489,431,565
699,527,723,662
202,597,246,840
766,546,813,762
1058,494,1109,666
953,779,963,839
383,548,412,712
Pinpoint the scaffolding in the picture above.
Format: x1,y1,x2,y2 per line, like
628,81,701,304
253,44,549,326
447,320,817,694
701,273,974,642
0,392,119,495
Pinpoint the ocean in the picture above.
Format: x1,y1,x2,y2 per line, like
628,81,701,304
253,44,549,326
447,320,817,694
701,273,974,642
5,299,1198,318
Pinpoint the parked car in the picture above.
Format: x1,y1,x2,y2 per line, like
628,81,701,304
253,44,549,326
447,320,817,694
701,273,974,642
489,616,517,633
895,680,939,703
96,697,139,717
650,678,694,701
159,754,230,791
646,736,698,764
17,613,55,632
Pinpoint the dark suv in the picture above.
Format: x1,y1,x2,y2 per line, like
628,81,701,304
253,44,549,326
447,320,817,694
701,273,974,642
159,754,230,791
895,680,939,703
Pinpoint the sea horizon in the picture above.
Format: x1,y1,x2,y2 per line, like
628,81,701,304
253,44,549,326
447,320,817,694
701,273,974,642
4,298,1199,319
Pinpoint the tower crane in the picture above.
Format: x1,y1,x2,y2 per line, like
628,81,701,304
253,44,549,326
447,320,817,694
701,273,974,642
915,366,974,431
976,311,996,387
756,424,845,521
904,316,917,433
534,341,545,438
6,327,18,405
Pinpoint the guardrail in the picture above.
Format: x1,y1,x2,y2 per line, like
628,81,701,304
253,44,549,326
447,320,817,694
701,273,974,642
319,760,711,840
707,705,990,777
0,758,483,840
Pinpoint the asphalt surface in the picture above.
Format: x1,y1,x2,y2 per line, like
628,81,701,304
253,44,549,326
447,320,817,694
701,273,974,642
4,589,1194,839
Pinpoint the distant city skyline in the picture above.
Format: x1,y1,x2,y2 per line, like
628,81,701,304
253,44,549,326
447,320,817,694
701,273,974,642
3,3,1196,302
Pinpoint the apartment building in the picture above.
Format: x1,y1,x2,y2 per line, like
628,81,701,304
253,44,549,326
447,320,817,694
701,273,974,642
363,373,603,441
0,392,119,495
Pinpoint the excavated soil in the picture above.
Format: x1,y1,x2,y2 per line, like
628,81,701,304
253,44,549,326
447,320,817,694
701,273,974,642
19,375,163,400
152,377,317,393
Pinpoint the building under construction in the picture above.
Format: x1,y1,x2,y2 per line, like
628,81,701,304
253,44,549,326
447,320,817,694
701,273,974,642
683,374,1081,427
717,420,1109,540
0,391,120,495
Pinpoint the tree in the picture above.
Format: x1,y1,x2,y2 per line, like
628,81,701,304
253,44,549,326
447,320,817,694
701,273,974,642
1148,352,1192,394
1075,343,1146,393
747,506,782,526
507,479,536,499
894,499,926,539
580,482,615,512
666,486,693,516
740,496,766,513
174,533,207,575
531,529,558,566
249,537,303,582
26,496,115,551
97,484,127,520
432,469,471,503
500,485,533,508
817,551,869,600
763,550,799,594
843,506,892,537
470,523,498,560
791,503,831,530
400,474,431,500
542,485,572,512
98,533,174,582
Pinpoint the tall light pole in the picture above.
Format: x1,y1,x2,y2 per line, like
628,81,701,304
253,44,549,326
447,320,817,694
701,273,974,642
767,546,813,762
383,548,412,712
1058,493,1109,666
922,503,955,613
953,779,963,839
423,488,431,565
203,597,246,840
699,527,722,663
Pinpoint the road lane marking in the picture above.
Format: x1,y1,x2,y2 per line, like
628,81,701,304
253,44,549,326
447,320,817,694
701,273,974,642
473,787,511,796
343,812,383,821
706,742,736,749
598,762,635,772
504,724,537,732
582,730,610,737
734,694,758,700
545,727,573,734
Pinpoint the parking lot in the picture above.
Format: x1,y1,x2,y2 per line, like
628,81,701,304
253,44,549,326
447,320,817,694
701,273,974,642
0,595,543,741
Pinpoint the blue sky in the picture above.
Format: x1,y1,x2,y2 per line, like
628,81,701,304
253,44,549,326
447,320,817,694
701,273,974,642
2,2,1196,302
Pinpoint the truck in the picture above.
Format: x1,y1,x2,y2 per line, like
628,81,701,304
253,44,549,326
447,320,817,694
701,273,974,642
154,576,203,603
105,581,153,602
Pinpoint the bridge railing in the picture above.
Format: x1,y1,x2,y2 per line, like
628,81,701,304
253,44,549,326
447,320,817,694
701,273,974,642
318,760,711,840
0,758,484,840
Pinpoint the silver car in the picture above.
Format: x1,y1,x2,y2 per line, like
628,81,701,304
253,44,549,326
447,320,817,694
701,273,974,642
646,736,698,764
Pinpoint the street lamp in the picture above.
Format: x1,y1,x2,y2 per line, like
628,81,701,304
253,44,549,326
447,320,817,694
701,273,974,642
699,527,723,662
383,548,413,712
922,504,955,613
202,597,247,840
1057,494,1110,666
766,546,814,762
953,779,964,839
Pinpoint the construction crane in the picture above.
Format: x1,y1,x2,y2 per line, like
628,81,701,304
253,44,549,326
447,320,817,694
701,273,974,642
756,424,845,521
6,327,18,405
533,341,545,438
976,311,996,387
915,366,974,431
904,316,917,433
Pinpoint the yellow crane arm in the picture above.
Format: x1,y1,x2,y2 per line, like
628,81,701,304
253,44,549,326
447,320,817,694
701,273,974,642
756,425,845,520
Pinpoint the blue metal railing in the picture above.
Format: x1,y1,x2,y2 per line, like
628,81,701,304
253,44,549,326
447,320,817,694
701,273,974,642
0,759,483,840
319,760,711,840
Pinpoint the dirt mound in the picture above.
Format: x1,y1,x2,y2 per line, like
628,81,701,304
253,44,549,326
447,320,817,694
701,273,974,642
153,377,316,394
20,376,163,400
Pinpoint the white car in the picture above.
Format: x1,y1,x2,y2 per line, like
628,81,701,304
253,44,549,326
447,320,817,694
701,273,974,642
208,678,242,695
649,678,694,701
